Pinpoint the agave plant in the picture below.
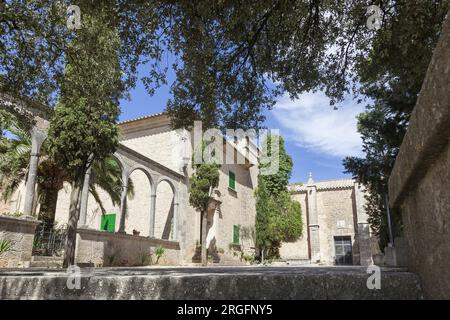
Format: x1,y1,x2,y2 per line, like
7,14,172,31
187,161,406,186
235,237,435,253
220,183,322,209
0,239,12,257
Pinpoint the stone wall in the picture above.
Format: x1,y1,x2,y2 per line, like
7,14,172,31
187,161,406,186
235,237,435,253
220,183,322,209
0,216,40,267
120,115,182,173
75,228,180,267
388,11,450,299
182,159,258,263
0,199,10,214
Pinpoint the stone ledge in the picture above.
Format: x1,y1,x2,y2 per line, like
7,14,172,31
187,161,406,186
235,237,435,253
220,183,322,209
0,267,423,300
389,12,450,208
0,215,41,227
77,227,180,250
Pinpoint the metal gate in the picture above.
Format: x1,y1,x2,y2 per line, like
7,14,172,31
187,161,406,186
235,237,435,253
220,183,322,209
32,222,67,257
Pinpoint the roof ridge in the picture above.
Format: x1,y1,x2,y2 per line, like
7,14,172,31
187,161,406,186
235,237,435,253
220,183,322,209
118,112,167,125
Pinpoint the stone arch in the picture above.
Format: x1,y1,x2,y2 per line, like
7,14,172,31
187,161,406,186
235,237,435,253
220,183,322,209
124,167,154,236
154,177,179,240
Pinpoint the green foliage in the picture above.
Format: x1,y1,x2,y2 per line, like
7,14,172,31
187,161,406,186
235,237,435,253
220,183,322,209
0,239,13,256
0,113,131,219
0,111,31,201
189,142,220,214
343,105,405,249
154,246,165,264
255,134,302,260
47,8,122,180
1,1,166,105
259,135,293,194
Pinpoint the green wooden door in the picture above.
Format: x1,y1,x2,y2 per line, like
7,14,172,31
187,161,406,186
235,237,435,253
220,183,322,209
100,214,116,233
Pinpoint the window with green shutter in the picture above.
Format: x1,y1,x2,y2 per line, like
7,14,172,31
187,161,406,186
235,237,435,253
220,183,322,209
229,171,236,190
233,225,240,245
100,214,116,233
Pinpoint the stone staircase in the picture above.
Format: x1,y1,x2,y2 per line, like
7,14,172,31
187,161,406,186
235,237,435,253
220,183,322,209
29,256,63,268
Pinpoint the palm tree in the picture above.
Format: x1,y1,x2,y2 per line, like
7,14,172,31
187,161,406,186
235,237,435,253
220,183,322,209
0,111,133,224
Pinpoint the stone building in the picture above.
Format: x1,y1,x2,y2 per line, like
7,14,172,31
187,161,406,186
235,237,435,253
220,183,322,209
280,174,376,266
1,112,259,266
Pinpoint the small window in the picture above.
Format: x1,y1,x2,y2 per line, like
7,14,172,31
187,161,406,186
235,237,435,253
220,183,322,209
233,225,240,245
229,171,236,190
100,213,116,233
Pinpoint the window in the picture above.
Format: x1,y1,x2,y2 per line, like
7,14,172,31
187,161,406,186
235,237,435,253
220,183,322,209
100,213,116,233
229,171,236,190
334,236,353,265
233,225,240,245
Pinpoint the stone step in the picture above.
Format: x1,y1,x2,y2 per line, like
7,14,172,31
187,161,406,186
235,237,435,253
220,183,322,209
29,257,63,268
0,266,424,299
31,256,63,262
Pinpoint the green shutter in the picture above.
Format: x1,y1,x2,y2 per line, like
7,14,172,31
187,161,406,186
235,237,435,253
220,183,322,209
100,214,116,233
233,225,240,244
229,171,236,189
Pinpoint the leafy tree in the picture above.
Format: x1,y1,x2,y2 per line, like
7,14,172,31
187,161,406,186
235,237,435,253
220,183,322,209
1,1,167,105
0,112,133,225
188,142,220,266
46,3,125,267
343,104,405,249
1,1,166,267
255,134,302,260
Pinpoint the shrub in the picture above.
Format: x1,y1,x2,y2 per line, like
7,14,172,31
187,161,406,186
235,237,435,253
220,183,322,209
154,246,165,264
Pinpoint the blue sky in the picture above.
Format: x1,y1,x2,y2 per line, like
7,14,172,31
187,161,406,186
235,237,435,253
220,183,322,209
119,65,364,184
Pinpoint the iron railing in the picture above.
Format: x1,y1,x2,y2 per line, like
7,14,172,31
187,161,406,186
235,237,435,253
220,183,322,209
32,222,67,256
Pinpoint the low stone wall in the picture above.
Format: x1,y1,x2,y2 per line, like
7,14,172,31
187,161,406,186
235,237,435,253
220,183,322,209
75,228,180,267
0,216,40,268
0,267,423,300
388,11,450,299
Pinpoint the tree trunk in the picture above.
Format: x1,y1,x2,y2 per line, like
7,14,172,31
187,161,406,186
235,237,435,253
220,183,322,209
63,180,82,268
38,187,59,225
201,210,208,266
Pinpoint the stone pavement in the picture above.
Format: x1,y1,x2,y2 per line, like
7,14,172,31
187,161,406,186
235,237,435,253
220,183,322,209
0,266,423,300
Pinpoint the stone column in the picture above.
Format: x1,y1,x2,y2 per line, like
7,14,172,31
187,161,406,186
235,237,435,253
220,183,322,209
306,173,320,263
23,128,47,218
118,171,129,233
78,165,92,227
172,201,179,241
149,191,156,238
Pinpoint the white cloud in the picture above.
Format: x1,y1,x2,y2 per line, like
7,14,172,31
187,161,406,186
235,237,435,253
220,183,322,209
272,91,364,158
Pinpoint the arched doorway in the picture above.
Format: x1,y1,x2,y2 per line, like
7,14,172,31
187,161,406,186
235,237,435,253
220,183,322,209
154,179,176,240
